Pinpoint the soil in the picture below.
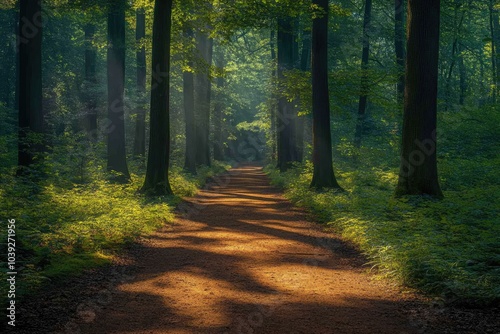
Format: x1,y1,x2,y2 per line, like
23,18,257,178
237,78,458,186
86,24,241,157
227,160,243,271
7,164,500,333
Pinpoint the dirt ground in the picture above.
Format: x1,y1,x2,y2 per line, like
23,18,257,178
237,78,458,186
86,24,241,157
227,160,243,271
66,164,419,334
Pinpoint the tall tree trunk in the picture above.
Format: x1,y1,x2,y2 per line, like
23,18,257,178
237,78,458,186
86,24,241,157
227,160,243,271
444,1,465,111
195,32,213,167
133,9,146,158
213,49,225,161
395,0,406,104
270,29,277,161
296,29,310,162
17,0,44,175
395,0,443,198
458,42,466,105
492,1,500,100
84,23,98,141
354,0,372,149
489,0,498,102
1,9,16,108
310,0,342,190
183,24,197,173
141,0,173,196
107,0,130,182
277,17,299,172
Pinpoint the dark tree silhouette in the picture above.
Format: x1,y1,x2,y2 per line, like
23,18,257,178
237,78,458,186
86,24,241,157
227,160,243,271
277,17,300,172
141,0,173,196
183,24,197,174
395,0,406,104
213,49,225,161
195,32,213,167
107,0,130,182
395,0,443,198
18,0,44,175
354,0,372,148
83,23,97,141
310,0,342,190
133,8,147,158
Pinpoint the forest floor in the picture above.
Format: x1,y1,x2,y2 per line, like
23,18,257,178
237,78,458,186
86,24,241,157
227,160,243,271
8,164,499,333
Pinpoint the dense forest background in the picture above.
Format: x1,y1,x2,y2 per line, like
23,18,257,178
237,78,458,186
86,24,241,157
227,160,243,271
0,0,499,312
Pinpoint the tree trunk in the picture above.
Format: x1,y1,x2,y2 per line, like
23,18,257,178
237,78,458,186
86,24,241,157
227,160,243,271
296,29,310,162
354,0,372,149
489,0,498,102
277,17,300,172
270,29,277,161
458,42,466,105
213,49,225,161
195,32,213,167
183,24,197,173
395,0,406,104
310,0,342,190
492,1,500,100
395,0,443,198
1,9,16,108
84,23,98,141
444,2,465,111
133,9,146,158
107,0,130,182
141,0,173,196
17,0,44,175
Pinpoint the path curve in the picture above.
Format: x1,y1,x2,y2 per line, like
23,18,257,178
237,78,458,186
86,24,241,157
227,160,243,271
79,165,417,334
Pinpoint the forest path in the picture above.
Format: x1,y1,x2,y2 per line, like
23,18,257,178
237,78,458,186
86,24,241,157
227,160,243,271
79,164,417,334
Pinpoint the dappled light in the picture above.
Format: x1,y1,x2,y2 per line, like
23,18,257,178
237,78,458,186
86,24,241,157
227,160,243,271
78,166,415,334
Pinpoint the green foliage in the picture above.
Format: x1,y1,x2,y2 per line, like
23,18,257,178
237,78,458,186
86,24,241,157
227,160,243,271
266,105,500,306
0,160,229,306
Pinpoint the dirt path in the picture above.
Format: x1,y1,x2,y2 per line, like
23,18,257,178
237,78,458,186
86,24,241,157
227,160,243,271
78,165,417,334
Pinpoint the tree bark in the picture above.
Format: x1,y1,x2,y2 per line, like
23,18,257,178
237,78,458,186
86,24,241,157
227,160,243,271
133,9,146,158
141,0,173,196
395,0,443,198
354,0,372,148
183,24,197,173
310,0,342,190
491,0,500,100
194,32,213,167
107,0,130,182
213,49,225,161
270,29,277,161
84,23,98,141
17,0,44,175
458,42,466,105
277,17,300,172
395,0,406,104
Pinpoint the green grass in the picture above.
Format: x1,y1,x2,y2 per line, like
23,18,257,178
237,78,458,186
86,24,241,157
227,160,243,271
0,161,229,304
266,105,500,307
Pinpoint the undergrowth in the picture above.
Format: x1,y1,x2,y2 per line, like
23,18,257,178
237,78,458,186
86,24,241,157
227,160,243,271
266,105,500,307
0,160,229,305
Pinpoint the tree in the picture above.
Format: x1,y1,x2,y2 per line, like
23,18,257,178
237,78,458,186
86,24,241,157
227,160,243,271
141,0,173,196
17,0,44,175
277,17,300,172
489,0,500,101
354,0,372,148
194,30,213,167
395,0,443,198
310,0,342,190
83,23,98,141
183,23,197,174
107,0,130,182
213,48,226,161
133,8,147,158
395,0,405,104
269,29,278,161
